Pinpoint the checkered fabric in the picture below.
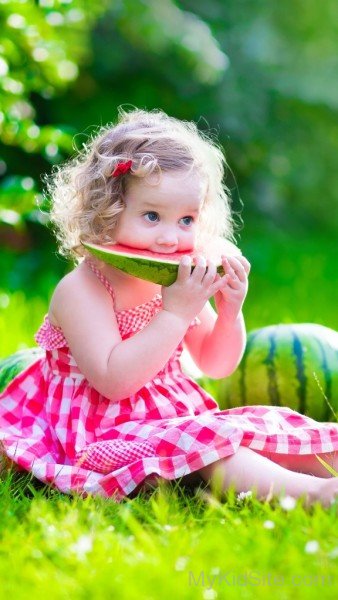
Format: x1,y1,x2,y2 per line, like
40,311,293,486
1,258,338,501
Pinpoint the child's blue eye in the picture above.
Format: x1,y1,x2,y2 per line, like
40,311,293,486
180,216,194,226
144,212,159,223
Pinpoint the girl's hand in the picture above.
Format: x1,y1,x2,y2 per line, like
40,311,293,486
161,255,226,324
213,255,251,324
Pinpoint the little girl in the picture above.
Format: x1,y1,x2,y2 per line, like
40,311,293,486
1,108,338,507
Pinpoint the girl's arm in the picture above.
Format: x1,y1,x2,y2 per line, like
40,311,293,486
51,268,189,402
52,255,249,400
184,254,250,378
183,302,246,378
50,257,225,402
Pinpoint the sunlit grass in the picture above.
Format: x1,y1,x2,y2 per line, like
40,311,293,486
0,470,337,599
0,291,47,357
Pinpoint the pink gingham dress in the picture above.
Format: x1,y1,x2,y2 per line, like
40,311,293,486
1,259,338,501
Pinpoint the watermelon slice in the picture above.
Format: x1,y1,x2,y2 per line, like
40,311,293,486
82,239,241,286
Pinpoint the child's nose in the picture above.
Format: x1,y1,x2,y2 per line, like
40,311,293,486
156,228,178,246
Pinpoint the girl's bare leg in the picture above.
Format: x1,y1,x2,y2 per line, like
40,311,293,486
254,450,337,479
198,447,338,507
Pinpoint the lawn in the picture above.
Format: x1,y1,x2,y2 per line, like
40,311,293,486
0,473,337,599
0,226,337,599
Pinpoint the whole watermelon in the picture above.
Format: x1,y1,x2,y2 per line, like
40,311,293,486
0,348,44,393
219,324,338,422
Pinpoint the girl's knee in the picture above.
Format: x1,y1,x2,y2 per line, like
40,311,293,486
198,447,250,481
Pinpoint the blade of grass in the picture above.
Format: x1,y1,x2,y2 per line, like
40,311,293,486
313,371,338,421
315,454,338,477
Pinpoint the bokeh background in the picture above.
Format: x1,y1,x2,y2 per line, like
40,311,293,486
1,0,337,357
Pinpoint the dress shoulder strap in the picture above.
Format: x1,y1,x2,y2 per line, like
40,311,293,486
85,258,115,300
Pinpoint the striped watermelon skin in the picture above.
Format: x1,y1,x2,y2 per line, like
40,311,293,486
219,324,338,422
0,348,44,393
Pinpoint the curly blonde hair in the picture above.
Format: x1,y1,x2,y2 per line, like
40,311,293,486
45,107,236,261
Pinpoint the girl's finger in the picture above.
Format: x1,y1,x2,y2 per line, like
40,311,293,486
217,270,243,293
202,259,216,286
176,255,192,282
238,255,251,274
209,273,231,296
224,256,246,283
222,257,238,282
191,255,207,283
226,275,242,290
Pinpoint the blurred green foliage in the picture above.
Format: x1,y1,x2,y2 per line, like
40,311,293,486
0,0,105,149
0,0,337,296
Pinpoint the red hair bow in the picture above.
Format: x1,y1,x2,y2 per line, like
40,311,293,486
111,160,132,177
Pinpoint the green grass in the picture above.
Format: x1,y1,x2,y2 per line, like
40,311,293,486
0,471,337,599
0,228,337,598
0,290,46,356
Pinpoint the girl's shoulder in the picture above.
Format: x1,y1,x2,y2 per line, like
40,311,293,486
48,261,113,328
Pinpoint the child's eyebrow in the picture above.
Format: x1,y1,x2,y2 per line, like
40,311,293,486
141,202,200,213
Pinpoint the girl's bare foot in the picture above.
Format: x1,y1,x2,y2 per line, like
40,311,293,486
306,477,338,508
198,448,338,510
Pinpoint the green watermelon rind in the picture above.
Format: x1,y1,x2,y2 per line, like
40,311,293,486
83,243,179,285
82,242,228,286
0,348,44,393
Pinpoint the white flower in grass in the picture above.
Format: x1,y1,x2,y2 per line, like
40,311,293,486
305,540,319,554
237,490,253,501
175,556,189,571
203,590,218,599
328,546,338,559
263,520,275,529
279,495,296,511
70,534,93,560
